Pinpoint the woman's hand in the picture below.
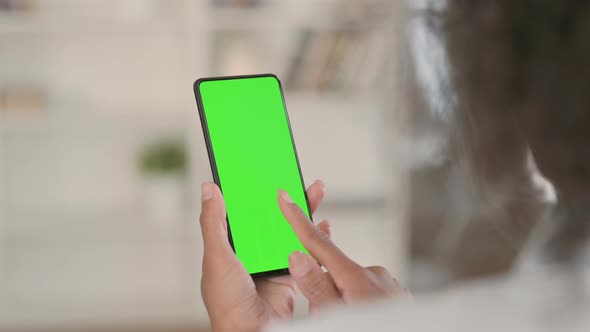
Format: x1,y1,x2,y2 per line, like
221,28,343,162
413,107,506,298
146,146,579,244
199,181,328,332
278,190,410,313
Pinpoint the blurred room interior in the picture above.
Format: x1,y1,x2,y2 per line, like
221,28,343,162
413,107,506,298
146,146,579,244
0,0,538,331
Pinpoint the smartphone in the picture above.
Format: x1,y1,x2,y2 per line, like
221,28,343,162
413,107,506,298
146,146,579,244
193,74,311,278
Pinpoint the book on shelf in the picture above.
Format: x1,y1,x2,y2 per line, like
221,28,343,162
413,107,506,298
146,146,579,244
285,28,388,93
0,0,36,12
0,85,46,113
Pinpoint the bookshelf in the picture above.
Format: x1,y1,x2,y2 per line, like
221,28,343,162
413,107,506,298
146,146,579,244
201,2,390,93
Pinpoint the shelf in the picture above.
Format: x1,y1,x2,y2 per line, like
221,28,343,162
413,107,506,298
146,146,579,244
208,7,353,31
284,90,382,104
0,12,181,36
0,8,355,35
0,108,191,131
208,6,276,30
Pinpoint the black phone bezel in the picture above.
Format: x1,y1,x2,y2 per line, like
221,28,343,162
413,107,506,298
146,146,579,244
193,73,314,279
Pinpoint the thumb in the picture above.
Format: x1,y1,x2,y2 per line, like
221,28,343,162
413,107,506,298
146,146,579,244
289,251,340,309
199,182,234,259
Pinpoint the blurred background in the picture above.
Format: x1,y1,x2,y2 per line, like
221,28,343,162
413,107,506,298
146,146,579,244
0,0,550,331
0,1,404,331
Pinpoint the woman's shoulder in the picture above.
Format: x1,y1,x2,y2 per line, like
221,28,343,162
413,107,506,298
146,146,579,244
268,270,590,332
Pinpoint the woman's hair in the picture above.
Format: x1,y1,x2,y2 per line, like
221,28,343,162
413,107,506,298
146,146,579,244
444,0,590,261
406,0,590,273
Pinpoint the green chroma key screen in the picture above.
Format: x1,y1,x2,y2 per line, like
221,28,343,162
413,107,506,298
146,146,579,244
195,74,310,276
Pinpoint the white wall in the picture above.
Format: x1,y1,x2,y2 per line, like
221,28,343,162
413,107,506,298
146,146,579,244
0,1,405,329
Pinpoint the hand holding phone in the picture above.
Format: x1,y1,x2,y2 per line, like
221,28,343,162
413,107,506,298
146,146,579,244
194,74,328,329
199,181,329,331
194,75,406,330
199,182,406,331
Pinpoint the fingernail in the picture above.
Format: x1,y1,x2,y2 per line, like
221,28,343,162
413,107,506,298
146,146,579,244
278,189,294,203
289,251,312,277
201,182,213,202
316,180,326,193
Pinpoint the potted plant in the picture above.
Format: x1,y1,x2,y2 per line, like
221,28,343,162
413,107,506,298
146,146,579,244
138,138,188,227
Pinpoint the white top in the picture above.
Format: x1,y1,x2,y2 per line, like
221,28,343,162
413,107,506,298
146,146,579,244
268,264,590,332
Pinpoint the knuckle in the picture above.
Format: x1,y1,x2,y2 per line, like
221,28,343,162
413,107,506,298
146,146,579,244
391,276,402,287
314,225,330,241
293,203,307,216
306,230,329,249
199,210,211,227
305,274,332,300
367,266,391,279
198,211,207,226
300,225,323,244
360,266,400,298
